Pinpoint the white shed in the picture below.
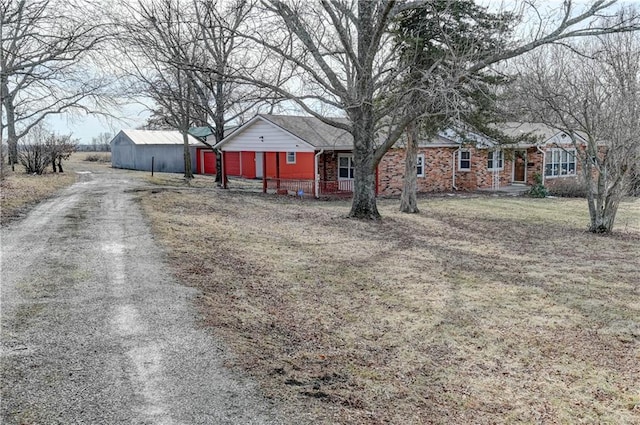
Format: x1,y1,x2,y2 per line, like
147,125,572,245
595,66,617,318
110,129,205,173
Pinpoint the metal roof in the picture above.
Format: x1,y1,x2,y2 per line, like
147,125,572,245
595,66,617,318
188,127,213,139
120,129,205,146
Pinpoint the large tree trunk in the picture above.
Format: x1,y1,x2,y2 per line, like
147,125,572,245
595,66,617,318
348,101,380,219
214,79,224,186
349,145,379,219
583,152,625,234
183,131,193,179
400,120,419,213
3,91,18,168
348,1,380,220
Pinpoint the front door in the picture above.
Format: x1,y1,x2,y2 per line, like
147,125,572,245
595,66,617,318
255,152,263,178
514,150,526,183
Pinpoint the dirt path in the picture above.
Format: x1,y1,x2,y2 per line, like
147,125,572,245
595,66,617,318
1,168,285,424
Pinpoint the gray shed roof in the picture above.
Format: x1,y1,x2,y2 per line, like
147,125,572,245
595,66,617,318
120,129,204,146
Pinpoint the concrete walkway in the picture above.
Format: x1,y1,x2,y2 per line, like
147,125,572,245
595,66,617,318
477,184,530,196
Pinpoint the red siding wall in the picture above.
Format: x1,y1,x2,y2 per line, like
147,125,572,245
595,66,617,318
225,152,241,176
240,151,256,179
203,151,216,174
196,148,203,174
264,152,315,179
196,148,217,175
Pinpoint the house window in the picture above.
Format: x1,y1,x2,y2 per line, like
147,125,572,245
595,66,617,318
487,150,503,170
545,148,576,177
417,153,425,177
338,155,354,179
459,150,471,171
286,152,296,164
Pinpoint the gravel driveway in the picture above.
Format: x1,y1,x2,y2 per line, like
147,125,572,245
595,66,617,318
1,168,285,424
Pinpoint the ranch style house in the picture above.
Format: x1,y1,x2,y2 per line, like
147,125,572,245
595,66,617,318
211,114,583,197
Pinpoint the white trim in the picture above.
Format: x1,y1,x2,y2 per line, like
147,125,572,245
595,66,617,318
418,142,460,148
416,153,425,177
487,150,504,171
214,115,317,152
286,151,296,164
338,154,355,180
458,149,471,171
544,147,577,178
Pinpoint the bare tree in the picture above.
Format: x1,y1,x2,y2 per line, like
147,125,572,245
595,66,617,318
46,132,77,173
90,132,112,152
18,122,50,174
113,0,204,179
192,0,284,185
245,0,639,219
510,32,640,233
113,0,277,182
16,121,75,174
1,0,114,169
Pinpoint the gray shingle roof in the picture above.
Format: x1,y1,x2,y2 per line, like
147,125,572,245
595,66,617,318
258,114,354,150
495,122,587,146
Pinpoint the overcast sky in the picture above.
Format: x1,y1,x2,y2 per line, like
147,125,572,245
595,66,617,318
47,103,150,144
46,0,640,144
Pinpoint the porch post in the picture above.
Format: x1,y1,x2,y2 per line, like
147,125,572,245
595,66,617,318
314,149,323,198
275,152,280,189
262,152,267,194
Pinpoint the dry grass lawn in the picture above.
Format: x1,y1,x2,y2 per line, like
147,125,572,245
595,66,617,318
1,167,75,225
0,153,113,224
138,183,640,424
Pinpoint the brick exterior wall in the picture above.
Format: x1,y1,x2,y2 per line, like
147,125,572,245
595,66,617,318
378,147,458,196
378,146,548,196
455,147,511,191
524,147,545,186
539,144,589,189
318,151,347,182
318,146,561,197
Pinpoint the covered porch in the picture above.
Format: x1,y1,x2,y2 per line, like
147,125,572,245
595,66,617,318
221,150,362,198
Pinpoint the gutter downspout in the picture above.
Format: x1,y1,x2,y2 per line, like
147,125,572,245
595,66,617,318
315,149,324,198
536,145,546,186
452,147,460,190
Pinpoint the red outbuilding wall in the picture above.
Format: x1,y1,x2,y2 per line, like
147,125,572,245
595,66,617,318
224,152,241,176
196,148,217,175
264,152,315,179
240,151,256,179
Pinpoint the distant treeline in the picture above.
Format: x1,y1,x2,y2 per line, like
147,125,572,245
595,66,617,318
77,144,110,152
